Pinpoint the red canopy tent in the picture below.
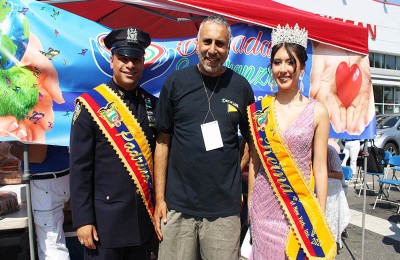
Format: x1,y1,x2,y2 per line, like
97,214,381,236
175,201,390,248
44,0,201,38
48,0,369,54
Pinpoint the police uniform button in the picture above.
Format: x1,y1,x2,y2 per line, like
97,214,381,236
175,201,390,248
106,196,110,200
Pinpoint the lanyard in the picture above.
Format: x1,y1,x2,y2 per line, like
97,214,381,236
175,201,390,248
200,73,222,124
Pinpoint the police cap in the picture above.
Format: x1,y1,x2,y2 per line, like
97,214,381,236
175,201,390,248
104,27,151,58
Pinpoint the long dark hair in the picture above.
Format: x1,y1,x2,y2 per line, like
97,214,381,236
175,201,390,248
269,43,308,73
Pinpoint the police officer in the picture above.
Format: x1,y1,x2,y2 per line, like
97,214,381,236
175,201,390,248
69,27,157,260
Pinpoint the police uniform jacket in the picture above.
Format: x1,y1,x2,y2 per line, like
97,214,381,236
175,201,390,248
69,80,157,248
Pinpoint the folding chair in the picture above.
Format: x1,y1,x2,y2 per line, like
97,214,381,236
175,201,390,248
342,166,353,181
383,151,393,165
373,155,400,213
386,155,400,191
341,166,353,195
357,150,390,197
373,178,400,213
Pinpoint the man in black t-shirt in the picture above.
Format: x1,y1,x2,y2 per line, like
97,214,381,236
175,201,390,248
154,15,254,260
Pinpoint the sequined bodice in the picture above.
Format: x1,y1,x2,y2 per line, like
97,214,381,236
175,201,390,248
280,99,316,179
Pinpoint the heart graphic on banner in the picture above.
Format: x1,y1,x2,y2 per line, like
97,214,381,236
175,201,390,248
335,62,362,108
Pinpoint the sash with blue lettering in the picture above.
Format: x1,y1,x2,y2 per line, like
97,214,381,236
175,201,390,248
248,96,336,260
76,84,154,222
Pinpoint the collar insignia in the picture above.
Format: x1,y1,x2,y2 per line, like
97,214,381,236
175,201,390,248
144,96,155,127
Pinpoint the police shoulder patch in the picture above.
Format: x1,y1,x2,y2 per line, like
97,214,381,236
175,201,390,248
72,102,82,125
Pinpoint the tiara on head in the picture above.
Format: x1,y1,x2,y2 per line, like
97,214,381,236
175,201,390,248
271,24,308,49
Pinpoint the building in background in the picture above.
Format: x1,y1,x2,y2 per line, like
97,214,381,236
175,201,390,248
278,0,400,114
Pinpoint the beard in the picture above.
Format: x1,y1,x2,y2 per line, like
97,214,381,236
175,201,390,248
197,52,224,75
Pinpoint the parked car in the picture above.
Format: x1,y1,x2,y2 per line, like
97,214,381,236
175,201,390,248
374,113,400,155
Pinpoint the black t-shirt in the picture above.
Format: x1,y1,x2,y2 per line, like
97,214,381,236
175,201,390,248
155,66,254,217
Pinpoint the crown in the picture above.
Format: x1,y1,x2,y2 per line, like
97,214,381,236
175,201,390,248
271,24,308,49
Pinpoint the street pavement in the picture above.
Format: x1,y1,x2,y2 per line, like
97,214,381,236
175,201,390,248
336,172,400,260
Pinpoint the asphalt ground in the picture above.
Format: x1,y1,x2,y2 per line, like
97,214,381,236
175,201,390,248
336,171,400,260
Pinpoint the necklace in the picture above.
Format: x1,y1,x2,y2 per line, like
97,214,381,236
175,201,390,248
200,73,222,124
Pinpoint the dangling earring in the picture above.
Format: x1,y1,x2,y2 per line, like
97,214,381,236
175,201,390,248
299,71,305,93
271,79,278,92
298,71,305,102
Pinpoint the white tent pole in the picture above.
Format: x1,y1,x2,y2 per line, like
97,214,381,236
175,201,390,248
361,139,370,260
22,144,36,260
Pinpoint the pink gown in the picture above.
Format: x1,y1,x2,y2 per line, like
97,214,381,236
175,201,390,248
249,99,316,260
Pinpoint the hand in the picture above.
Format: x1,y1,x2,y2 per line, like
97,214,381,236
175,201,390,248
0,33,64,142
344,55,375,134
246,197,253,245
77,224,98,249
154,199,168,241
0,116,29,141
310,42,374,135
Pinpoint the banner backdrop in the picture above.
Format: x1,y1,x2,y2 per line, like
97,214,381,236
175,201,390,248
0,0,376,146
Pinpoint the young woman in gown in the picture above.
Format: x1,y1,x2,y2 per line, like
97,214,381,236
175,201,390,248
247,24,336,260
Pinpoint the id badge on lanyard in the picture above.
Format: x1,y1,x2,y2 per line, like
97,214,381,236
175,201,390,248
201,120,223,151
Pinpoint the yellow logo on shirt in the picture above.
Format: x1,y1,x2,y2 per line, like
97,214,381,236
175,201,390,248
228,104,237,112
